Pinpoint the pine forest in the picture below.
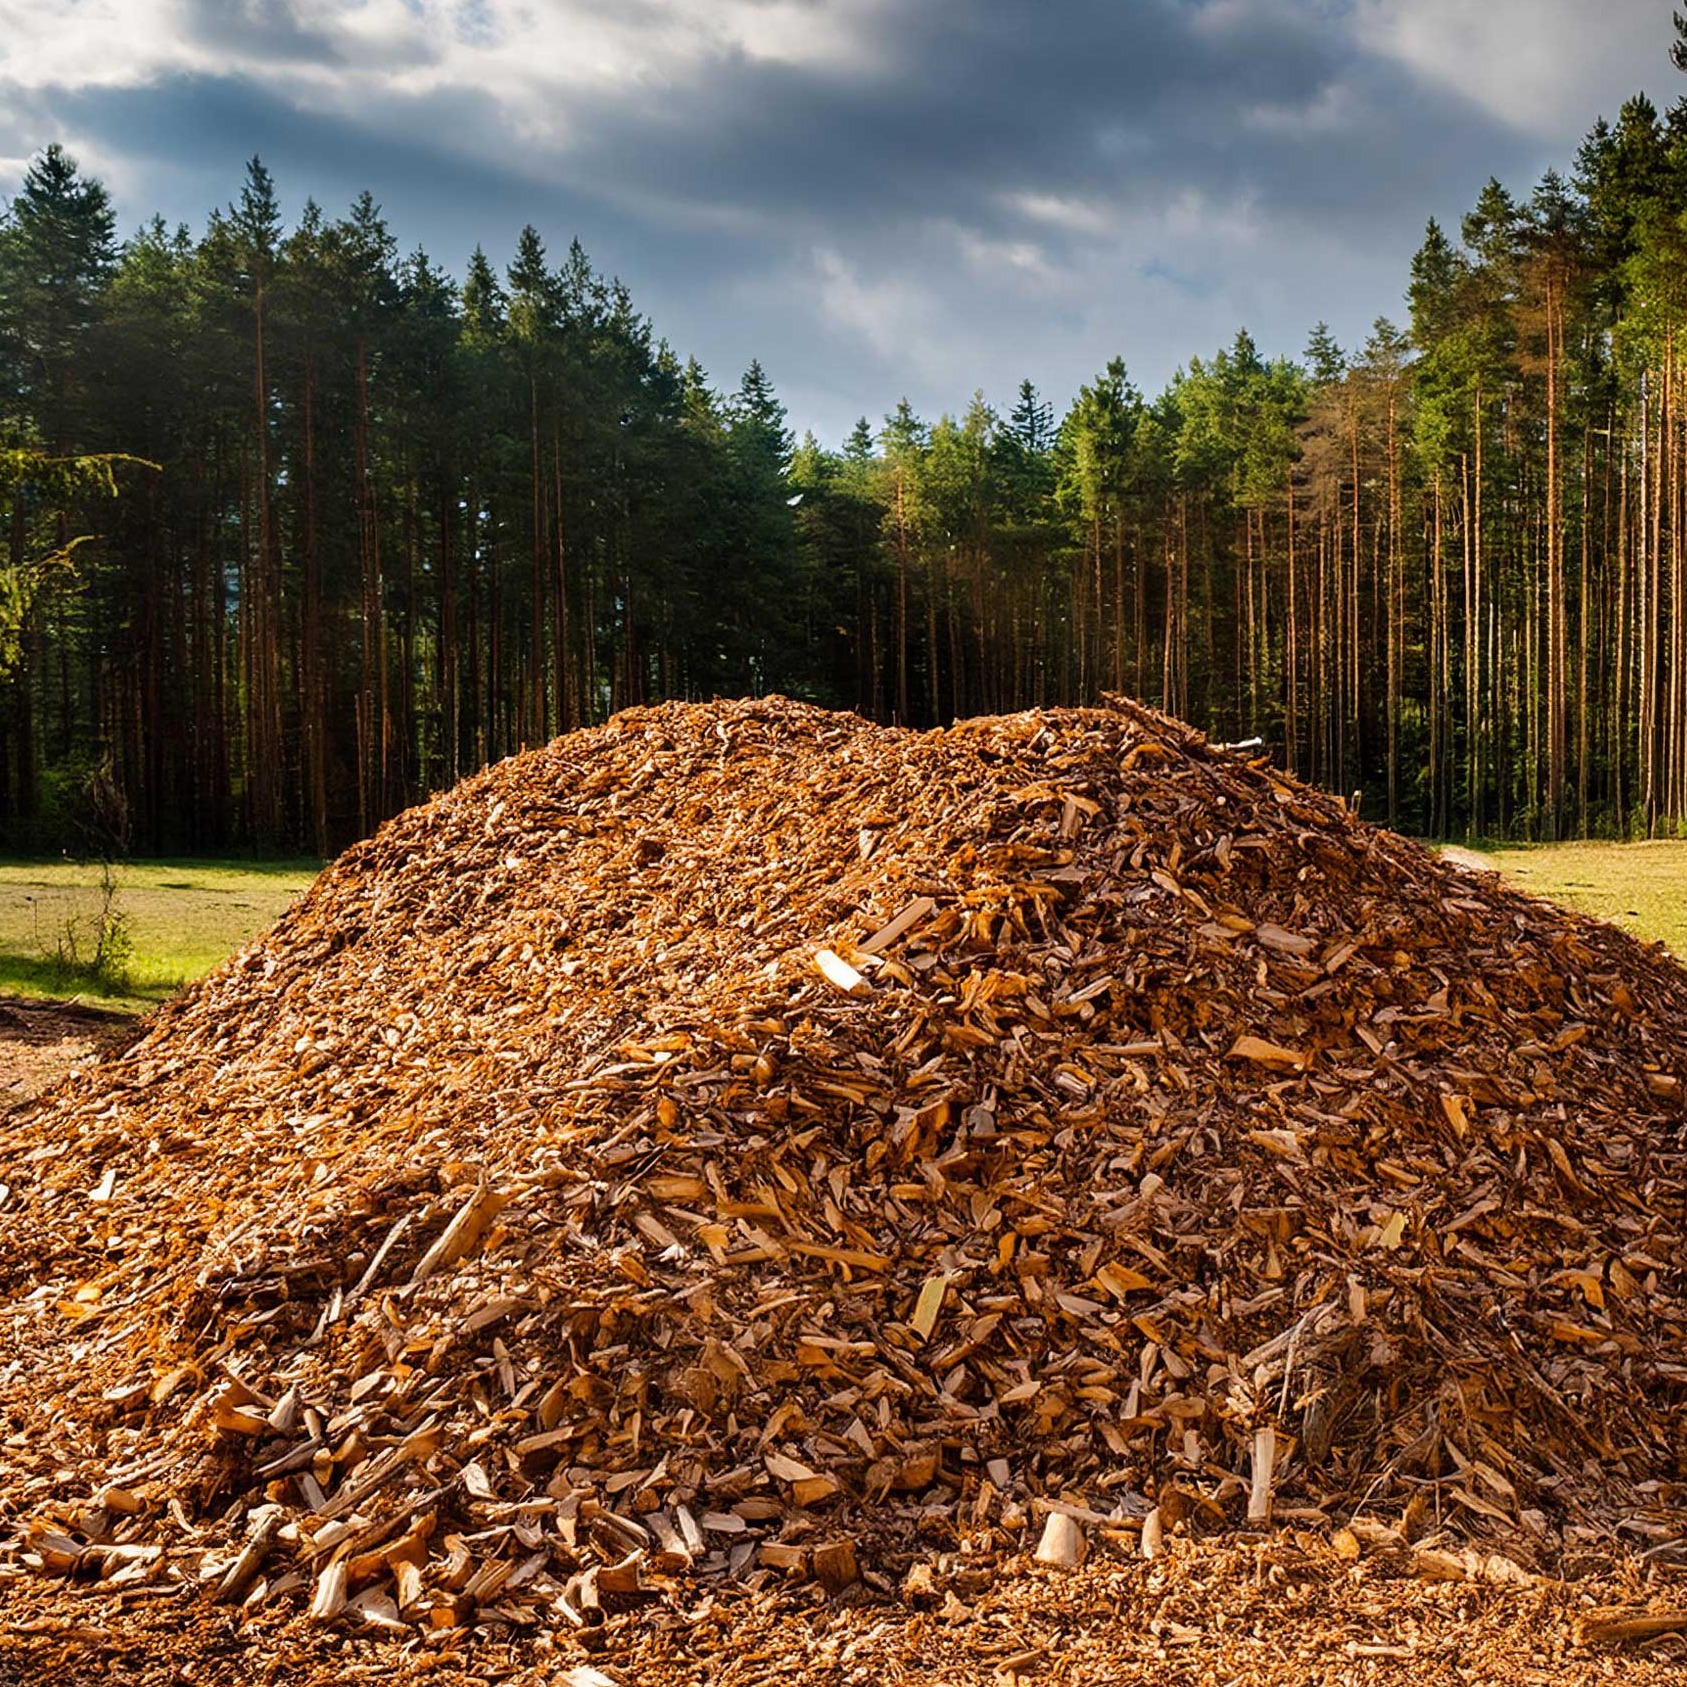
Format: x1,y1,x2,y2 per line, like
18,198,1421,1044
12,92,1687,854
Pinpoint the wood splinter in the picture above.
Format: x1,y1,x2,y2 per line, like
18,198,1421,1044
1033,1511,1086,1569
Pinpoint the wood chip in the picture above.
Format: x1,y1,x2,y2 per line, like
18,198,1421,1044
814,948,869,996
859,896,937,955
1575,1608,1687,1647
2,696,1683,1663
1033,1512,1086,1569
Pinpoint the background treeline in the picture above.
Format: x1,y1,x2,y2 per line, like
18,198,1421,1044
9,92,1687,851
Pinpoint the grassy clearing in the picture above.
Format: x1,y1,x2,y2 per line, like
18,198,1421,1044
1449,839,1687,960
0,859,320,1011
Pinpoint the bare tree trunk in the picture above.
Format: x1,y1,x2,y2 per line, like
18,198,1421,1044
553,433,573,733
250,276,282,842
894,470,910,724
528,375,546,744
1545,278,1566,837
302,358,328,856
1385,386,1400,826
1285,469,1298,775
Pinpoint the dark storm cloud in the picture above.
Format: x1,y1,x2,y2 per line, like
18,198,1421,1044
489,0,1537,245
49,0,1525,261
48,69,790,293
2,0,1674,438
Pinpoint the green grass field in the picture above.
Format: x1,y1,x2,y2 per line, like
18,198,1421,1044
0,859,320,1011
1443,840,1687,960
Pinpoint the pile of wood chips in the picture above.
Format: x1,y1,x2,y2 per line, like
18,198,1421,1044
1,695,1684,1681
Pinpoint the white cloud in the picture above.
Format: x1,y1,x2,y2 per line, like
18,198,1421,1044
0,0,908,193
1159,186,1264,248
1242,77,1358,136
1002,192,1116,238
808,244,951,380
0,0,893,102
951,224,1059,289
1350,0,1671,138
0,0,191,89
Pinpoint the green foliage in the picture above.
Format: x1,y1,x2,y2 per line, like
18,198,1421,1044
0,444,150,678
1059,358,1142,527
29,753,133,988
0,143,115,436
1304,322,1346,387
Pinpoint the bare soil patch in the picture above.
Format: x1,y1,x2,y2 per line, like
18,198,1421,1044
0,995,138,1107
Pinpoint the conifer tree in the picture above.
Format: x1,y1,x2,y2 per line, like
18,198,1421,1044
10,120,1687,851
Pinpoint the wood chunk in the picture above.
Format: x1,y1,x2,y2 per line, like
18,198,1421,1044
345,1585,406,1634
1033,1512,1086,1569
264,1386,300,1437
814,948,869,997
859,897,937,955
812,1539,859,1592
307,1559,348,1624
1093,1262,1153,1299
792,1473,840,1507
1575,1608,1687,1647
346,1212,412,1305
995,1649,1048,1683
1246,1424,1276,1524
891,1448,939,1491
210,1390,271,1436
409,1184,510,1285
764,1451,818,1484
561,1565,604,1625
1254,923,1316,956
646,1510,693,1571
1227,1035,1308,1072
214,1506,283,1605
909,1273,949,1340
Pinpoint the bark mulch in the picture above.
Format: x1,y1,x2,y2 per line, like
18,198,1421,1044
1,696,1682,1683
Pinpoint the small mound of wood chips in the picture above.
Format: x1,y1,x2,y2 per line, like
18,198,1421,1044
0,696,1683,1680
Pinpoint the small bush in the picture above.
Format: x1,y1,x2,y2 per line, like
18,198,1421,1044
37,758,134,993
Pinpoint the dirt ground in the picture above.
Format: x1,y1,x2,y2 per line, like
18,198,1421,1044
0,995,138,1107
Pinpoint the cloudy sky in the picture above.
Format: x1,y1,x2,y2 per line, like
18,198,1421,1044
0,0,1679,441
